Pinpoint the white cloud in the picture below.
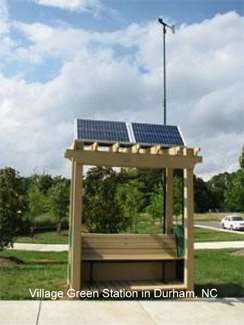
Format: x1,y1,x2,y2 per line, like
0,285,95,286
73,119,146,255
35,0,101,12
0,0,9,35
0,49,155,175
0,11,243,179
14,22,90,63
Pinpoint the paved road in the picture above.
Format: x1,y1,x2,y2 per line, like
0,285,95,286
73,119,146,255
0,299,243,325
195,222,244,235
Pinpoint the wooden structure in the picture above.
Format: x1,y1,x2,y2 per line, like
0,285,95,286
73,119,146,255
65,141,202,294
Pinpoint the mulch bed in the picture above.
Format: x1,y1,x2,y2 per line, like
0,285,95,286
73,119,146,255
230,249,244,257
0,256,24,266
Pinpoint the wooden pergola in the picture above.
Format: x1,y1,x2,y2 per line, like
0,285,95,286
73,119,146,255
65,140,202,294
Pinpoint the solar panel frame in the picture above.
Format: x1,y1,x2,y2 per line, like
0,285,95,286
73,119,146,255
131,123,185,147
75,119,186,147
76,119,130,144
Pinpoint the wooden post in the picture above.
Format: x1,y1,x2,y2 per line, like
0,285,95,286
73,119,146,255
183,168,194,291
165,168,174,234
71,161,83,291
67,159,75,285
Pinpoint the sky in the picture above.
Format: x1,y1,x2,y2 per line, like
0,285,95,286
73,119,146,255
0,0,243,179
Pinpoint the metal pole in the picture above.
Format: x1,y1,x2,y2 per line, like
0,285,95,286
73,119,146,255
158,18,175,233
163,169,166,234
163,25,167,233
163,25,167,125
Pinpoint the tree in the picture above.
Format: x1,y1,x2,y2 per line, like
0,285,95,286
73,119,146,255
207,173,230,210
194,176,213,213
135,169,163,210
27,173,54,194
26,183,46,236
173,175,183,217
48,177,70,234
239,147,244,169
116,181,143,233
83,167,129,233
146,185,164,226
0,168,25,251
225,170,244,212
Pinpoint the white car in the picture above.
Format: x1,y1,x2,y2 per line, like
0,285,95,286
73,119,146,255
221,215,244,231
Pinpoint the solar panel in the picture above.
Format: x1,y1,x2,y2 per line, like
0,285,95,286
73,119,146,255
132,123,185,146
76,119,130,143
75,119,185,147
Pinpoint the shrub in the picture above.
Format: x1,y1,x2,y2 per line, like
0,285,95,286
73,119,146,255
0,168,25,250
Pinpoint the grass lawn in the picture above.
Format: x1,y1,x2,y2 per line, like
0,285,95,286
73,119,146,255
0,249,243,299
194,212,243,222
16,230,69,244
195,249,244,298
0,250,68,300
194,227,244,242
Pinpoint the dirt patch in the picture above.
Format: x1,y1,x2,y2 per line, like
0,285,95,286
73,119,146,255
230,249,244,257
0,256,24,266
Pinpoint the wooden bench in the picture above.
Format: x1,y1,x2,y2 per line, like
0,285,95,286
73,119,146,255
82,233,179,260
81,234,181,283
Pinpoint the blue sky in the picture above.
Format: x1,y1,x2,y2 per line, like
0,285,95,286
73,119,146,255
10,1,243,28
0,0,243,178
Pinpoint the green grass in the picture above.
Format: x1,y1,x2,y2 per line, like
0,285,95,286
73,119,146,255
194,227,244,242
0,249,243,299
194,212,243,222
195,249,244,298
125,221,164,234
0,250,68,300
16,230,69,244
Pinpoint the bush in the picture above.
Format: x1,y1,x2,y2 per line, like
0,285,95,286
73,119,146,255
0,168,26,250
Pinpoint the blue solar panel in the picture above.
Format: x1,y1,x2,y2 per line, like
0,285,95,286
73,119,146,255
132,123,184,146
77,119,130,143
76,119,185,147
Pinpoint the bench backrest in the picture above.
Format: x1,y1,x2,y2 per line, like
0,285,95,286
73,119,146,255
81,233,178,260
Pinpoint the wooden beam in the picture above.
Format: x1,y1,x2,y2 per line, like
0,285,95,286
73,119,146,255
183,168,194,292
111,143,120,152
183,148,194,156
67,159,75,285
165,168,174,234
150,145,161,155
131,144,140,153
65,149,202,169
139,148,150,154
193,147,200,156
71,162,83,291
168,147,183,156
90,142,98,151
74,141,84,150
